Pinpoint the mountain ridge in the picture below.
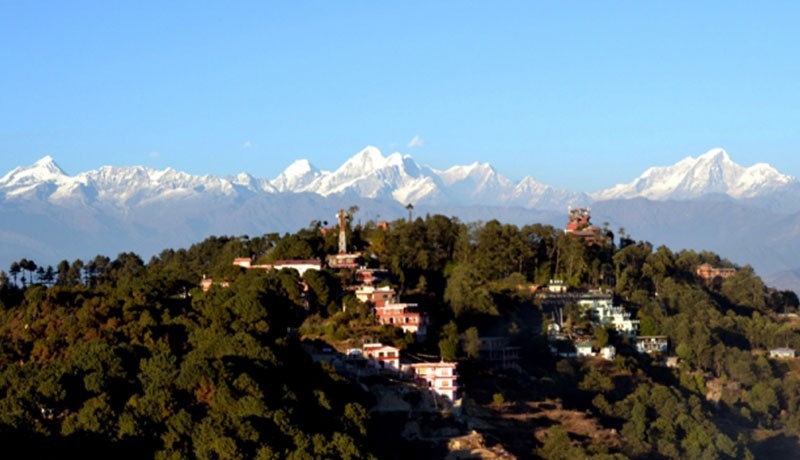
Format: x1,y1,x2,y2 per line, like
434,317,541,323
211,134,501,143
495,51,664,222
591,147,799,202
4,147,796,212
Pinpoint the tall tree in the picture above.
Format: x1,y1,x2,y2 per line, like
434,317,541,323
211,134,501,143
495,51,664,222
8,262,20,287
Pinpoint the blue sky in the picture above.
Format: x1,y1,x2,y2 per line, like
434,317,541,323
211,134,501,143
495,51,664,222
2,1,799,192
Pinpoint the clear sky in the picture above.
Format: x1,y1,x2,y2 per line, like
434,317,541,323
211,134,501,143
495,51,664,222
2,1,799,192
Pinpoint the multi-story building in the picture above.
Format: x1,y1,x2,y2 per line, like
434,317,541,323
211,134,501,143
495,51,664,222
405,361,458,402
355,285,397,307
578,298,640,338
374,303,428,340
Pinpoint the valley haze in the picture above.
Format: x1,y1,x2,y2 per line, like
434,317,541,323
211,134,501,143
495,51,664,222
2,147,800,292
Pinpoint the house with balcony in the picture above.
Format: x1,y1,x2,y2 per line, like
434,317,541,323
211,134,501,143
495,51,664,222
404,361,458,402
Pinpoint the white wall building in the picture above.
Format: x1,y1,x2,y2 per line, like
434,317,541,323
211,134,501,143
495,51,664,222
579,298,639,338
404,362,458,402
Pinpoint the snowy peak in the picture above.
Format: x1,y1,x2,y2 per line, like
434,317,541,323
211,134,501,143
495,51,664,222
0,155,68,187
272,159,321,192
285,159,315,177
335,146,387,177
698,147,731,162
33,155,66,175
0,155,74,201
592,148,797,201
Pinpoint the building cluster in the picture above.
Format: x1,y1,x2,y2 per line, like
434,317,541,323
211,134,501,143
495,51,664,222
577,296,640,339
204,207,757,405
542,280,673,361
340,342,458,402
219,210,457,403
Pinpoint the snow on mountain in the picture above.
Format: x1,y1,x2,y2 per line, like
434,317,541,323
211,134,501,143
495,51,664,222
272,159,321,192
0,148,592,212
271,147,582,209
80,166,245,206
0,159,276,208
297,147,425,200
592,148,797,201
4,147,796,214
0,155,74,200
506,176,589,209
0,155,67,186
432,162,510,205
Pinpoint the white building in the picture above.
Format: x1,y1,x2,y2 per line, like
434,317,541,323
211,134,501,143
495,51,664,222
600,345,616,361
635,336,669,354
576,343,594,357
547,279,568,293
579,298,639,338
769,348,796,359
272,259,322,277
362,342,401,371
404,361,458,402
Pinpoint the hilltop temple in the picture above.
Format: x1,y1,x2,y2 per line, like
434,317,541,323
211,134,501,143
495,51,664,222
564,207,602,244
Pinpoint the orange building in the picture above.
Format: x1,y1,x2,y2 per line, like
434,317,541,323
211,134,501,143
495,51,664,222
696,263,736,287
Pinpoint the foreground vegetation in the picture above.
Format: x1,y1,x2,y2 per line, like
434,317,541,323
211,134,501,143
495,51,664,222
1,214,799,459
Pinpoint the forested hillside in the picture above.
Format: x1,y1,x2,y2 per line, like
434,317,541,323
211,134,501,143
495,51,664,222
1,214,799,459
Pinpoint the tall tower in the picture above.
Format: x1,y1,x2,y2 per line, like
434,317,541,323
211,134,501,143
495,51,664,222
338,209,347,254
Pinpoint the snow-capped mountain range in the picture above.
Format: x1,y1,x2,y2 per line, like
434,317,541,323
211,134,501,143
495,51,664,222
591,148,798,201
3,146,800,292
3,146,796,212
0,146,591,211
